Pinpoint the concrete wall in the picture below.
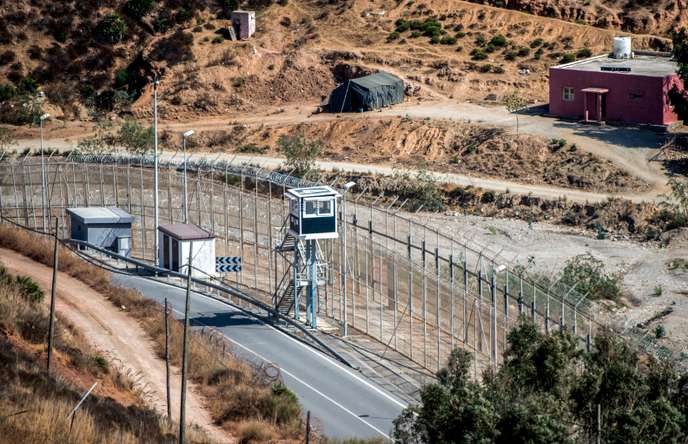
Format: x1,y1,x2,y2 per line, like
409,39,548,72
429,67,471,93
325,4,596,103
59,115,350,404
549,67,681,125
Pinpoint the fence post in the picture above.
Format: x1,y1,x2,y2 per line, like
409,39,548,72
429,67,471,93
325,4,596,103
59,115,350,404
422,239,427,368
164,298,172,420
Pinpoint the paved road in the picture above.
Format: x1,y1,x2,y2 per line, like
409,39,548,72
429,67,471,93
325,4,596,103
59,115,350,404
111,273,406,440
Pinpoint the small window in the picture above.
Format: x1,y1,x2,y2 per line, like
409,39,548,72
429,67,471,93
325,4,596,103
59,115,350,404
289,198,298,216
563,87,575,102
305,200,318,216
318,200,332,216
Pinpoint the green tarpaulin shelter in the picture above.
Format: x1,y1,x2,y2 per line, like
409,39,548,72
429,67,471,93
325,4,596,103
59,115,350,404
328,72,404,112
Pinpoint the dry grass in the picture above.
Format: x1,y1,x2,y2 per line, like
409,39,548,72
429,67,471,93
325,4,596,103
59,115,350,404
0,224,304,440
0,265,212,444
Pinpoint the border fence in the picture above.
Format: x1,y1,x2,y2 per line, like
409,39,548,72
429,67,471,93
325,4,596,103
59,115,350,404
0,152,606,374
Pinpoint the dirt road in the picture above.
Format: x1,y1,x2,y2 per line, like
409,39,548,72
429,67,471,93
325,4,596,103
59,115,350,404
11,99,671,200
0,248,232,444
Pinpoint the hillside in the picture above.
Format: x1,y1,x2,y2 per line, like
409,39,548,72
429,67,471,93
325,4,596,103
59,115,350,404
0,0,674,123
466,0,687,37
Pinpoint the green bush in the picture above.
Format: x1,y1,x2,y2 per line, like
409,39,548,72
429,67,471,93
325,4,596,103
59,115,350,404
576,47,592,59
534,47,543,60
0,84,16,101
474,33,486,46
489,34,507,47
504,50,517,61
455,31,466,38
387,31,400,41
492,65,505,74
212,35,225,44
479,64,492,73
13,275,44,304
270,383,301,425
278,133,322,177
530,38,544,48
118,120,152,154
655,324,666,339
470,48,488,60
559,254,621,301
439,35,456,45
395,19,410,33
124,0,154,18
560,53,576,64
430,35,440,44
517,46,530,57
410,31,421,38
95,14,127,43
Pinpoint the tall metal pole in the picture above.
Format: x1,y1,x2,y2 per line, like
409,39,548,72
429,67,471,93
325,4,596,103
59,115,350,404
153,76,160,268
46,218,58,376
340,182,355,337
39,115,49,231
179,243,193,444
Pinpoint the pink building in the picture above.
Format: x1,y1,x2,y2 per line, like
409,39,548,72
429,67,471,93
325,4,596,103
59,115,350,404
549,52,681,126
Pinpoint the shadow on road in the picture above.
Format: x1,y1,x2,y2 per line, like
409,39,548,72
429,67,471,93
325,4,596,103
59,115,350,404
552,120,666,150
190,311,262,328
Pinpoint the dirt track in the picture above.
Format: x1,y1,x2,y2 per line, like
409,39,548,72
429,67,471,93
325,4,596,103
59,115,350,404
0,248,231,444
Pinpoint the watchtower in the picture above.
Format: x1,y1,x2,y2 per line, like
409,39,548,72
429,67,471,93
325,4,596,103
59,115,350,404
275,186,341,328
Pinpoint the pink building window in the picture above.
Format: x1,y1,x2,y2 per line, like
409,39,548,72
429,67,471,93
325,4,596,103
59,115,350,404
563,87,575,102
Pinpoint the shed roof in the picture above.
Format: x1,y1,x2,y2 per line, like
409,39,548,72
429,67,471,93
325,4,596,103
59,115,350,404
553,53,678,78
66,207,134,224
158,223,215,241
285,186,341,199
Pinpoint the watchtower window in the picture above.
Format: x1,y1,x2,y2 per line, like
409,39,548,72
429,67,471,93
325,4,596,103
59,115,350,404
303,198,334,218
318,200,332,216
305,200,318,216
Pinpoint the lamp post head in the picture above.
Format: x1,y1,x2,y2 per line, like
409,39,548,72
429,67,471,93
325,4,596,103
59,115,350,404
183,130,195,138
495,264,507,273
40,113,50,121
343,181,356,192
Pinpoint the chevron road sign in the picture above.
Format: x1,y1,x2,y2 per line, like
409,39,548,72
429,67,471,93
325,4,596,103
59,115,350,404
216,256,241,273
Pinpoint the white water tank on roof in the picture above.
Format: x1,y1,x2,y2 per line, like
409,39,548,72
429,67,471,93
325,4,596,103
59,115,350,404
612,37,632,59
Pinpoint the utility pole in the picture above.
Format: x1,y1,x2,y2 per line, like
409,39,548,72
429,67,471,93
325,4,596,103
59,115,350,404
152,73,160,267
596,404,602,444
164,298,172,421
182,130,194,224
340,181,355,337
179,243,193,444
46,217,58,376
39,113,50,232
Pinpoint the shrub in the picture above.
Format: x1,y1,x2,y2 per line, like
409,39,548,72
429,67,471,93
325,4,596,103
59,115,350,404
237,143,268,154
430,35,440,44
534,47,543,60
479,64,492,73
440,36,457,45
560,53,576,64
154,11,172,33
474,33,486,46
95,14,127,43
237,420,276,444
124,0,154,18
212,35,224,44
0,84,16,101
232,77,245,88
279,134,322,177
653,285,663,297
530,38,544,48
471,48,488,60
410,31,421,38
559,254,621,301
395,19,410,33
492,65,505,74
387,31,400,42
455,31,466,38
489,34,507,47
655,324,666,339
14,275,44,304
118,120,152,154
517,46,530,57
576,47,592,58
504,50,517,61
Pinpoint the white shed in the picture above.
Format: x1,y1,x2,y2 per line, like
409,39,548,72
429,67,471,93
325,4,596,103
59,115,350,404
158,223,216,278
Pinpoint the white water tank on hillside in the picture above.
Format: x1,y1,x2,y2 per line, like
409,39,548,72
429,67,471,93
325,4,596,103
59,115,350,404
612,37,632,59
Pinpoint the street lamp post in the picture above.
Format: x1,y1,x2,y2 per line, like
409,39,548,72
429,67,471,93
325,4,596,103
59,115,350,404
182,130,194,224
152,75,160,267
39,113,50,232
340,181,356,337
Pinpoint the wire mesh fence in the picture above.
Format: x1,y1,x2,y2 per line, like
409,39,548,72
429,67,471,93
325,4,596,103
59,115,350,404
0,153,608,374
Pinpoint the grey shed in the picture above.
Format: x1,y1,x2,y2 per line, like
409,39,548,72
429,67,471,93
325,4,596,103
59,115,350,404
66,207,134,257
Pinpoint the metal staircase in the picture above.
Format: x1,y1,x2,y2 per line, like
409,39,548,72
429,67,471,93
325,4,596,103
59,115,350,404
273,224,328,321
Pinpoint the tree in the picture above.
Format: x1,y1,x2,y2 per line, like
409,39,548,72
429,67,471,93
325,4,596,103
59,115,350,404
278,134,322,178
503,92,528,136
96,14,128,44
118,120,152,154
559,254,621,301
124,0,154,18
669,28,688,124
